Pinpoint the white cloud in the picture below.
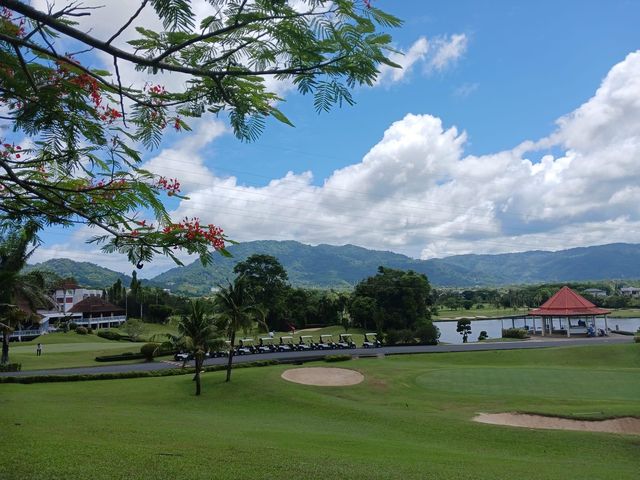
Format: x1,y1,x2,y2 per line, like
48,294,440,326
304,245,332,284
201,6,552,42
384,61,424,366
170,50,640,261
376,37,429,85
429,34,468,72
375,33,468,86
140,118,228,193
453,82,479,98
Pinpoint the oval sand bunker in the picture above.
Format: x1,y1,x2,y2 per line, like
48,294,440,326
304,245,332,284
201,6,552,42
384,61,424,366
474,413,640,435
281,367,364,386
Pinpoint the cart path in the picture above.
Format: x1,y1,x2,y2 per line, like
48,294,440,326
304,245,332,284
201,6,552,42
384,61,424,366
0,335,632,377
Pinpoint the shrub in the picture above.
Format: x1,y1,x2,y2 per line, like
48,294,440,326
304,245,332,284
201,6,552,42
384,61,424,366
0,363,21,372
478,330,488,341
97,330,124,341
68,322,77,331
502,328,529,339
87,328,93,334
634,335,640,344
415,322,440,345
140,343,160,361
75,326,88,335
324,354,352,362
95,352,145,362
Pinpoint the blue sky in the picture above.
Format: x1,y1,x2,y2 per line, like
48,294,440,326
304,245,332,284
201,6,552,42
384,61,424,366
24,0,640,277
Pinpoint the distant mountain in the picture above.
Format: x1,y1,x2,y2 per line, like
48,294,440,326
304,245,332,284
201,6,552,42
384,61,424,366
27,242,640,294
151,241,640,295
25,258,132,289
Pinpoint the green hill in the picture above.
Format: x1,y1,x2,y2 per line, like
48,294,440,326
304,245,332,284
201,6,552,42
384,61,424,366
24,258,132,289
152,241,640,295
26,241,640,295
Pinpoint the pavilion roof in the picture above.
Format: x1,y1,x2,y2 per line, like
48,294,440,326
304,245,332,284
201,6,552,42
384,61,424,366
528,286,611,316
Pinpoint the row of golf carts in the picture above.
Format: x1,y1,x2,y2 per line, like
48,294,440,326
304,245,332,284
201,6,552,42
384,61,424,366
174,333,381,361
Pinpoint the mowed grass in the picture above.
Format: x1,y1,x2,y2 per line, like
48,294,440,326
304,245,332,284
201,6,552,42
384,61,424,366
1,344,639,479
9,332,146,371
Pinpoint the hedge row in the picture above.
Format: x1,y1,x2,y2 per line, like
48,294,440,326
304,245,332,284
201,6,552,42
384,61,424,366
0,363,21,372
324,354,352,362
0,360,281,384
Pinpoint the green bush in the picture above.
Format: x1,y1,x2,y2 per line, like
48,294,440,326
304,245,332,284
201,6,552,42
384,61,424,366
75,326,88,335
502,328,529,339
324,354,352,362
415,322,440,345
68,322,77,331
0,363,21,372
140,343,160,361
97,330,125,341
634,335,640,344
95,352,144,362
87,328,93,334
478,330,488,341
385,329,416,345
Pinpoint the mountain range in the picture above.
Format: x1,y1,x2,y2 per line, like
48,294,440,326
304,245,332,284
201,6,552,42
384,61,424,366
25,241,640,294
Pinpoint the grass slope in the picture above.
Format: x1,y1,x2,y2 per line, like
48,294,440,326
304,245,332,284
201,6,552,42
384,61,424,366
8,332,146,371
1,345,639,479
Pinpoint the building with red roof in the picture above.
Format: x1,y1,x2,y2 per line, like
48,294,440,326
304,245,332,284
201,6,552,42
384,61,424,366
528,286,611,337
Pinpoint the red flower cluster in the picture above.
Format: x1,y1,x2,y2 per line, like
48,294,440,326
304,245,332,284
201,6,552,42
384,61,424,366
100,107,123,123
162,217,225,250
157,176,181,196
70,73,102,108
1,7,25,36
1,142,22,159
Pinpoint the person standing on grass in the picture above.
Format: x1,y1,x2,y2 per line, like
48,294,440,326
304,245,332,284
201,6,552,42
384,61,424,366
36,343,42,356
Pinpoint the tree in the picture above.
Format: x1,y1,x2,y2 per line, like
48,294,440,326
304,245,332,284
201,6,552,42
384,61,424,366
214,276,264,383
121,318,145,341
233,254,289,330
353,267,432,331
456,319,472,343
177,299,222,396
0,221,52,364
0,1,401,268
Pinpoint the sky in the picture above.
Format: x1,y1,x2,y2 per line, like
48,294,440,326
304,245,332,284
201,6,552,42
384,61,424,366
21,0,640,278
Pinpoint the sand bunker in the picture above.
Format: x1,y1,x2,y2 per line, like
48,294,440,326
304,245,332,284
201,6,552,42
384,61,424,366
474,413,640,435
281,367,364,386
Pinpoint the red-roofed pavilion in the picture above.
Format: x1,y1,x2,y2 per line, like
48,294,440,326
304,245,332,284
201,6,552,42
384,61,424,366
528,286,611,337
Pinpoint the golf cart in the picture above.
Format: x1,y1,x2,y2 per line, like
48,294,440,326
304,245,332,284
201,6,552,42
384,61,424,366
257,337,277,353
211,340,231,358
297,335,315,351
337,333,356,349
362,332,381,348
174,351,193,362
236,338,256,355
317,334,336,350
278,336,296,352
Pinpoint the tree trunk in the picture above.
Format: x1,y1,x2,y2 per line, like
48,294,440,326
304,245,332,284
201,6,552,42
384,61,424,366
194,353,202,396
225,330,236,383
1,330,9,365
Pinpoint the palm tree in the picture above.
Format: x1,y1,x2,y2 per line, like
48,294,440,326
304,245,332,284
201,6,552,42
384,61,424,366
0,222,52,365
177,299,223,396
214,276,265,383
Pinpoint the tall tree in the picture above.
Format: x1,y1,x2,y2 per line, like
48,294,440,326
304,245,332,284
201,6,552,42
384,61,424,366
0,221,51,364
352,267,432,332
233,254,289,330
0,1,401,268
177,299,222,395
214,276,264,383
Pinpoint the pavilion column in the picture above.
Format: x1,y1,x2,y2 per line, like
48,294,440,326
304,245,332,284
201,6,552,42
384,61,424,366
541,318,545,336
532,317,536,335
604,315,608,332
566,316,570,337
